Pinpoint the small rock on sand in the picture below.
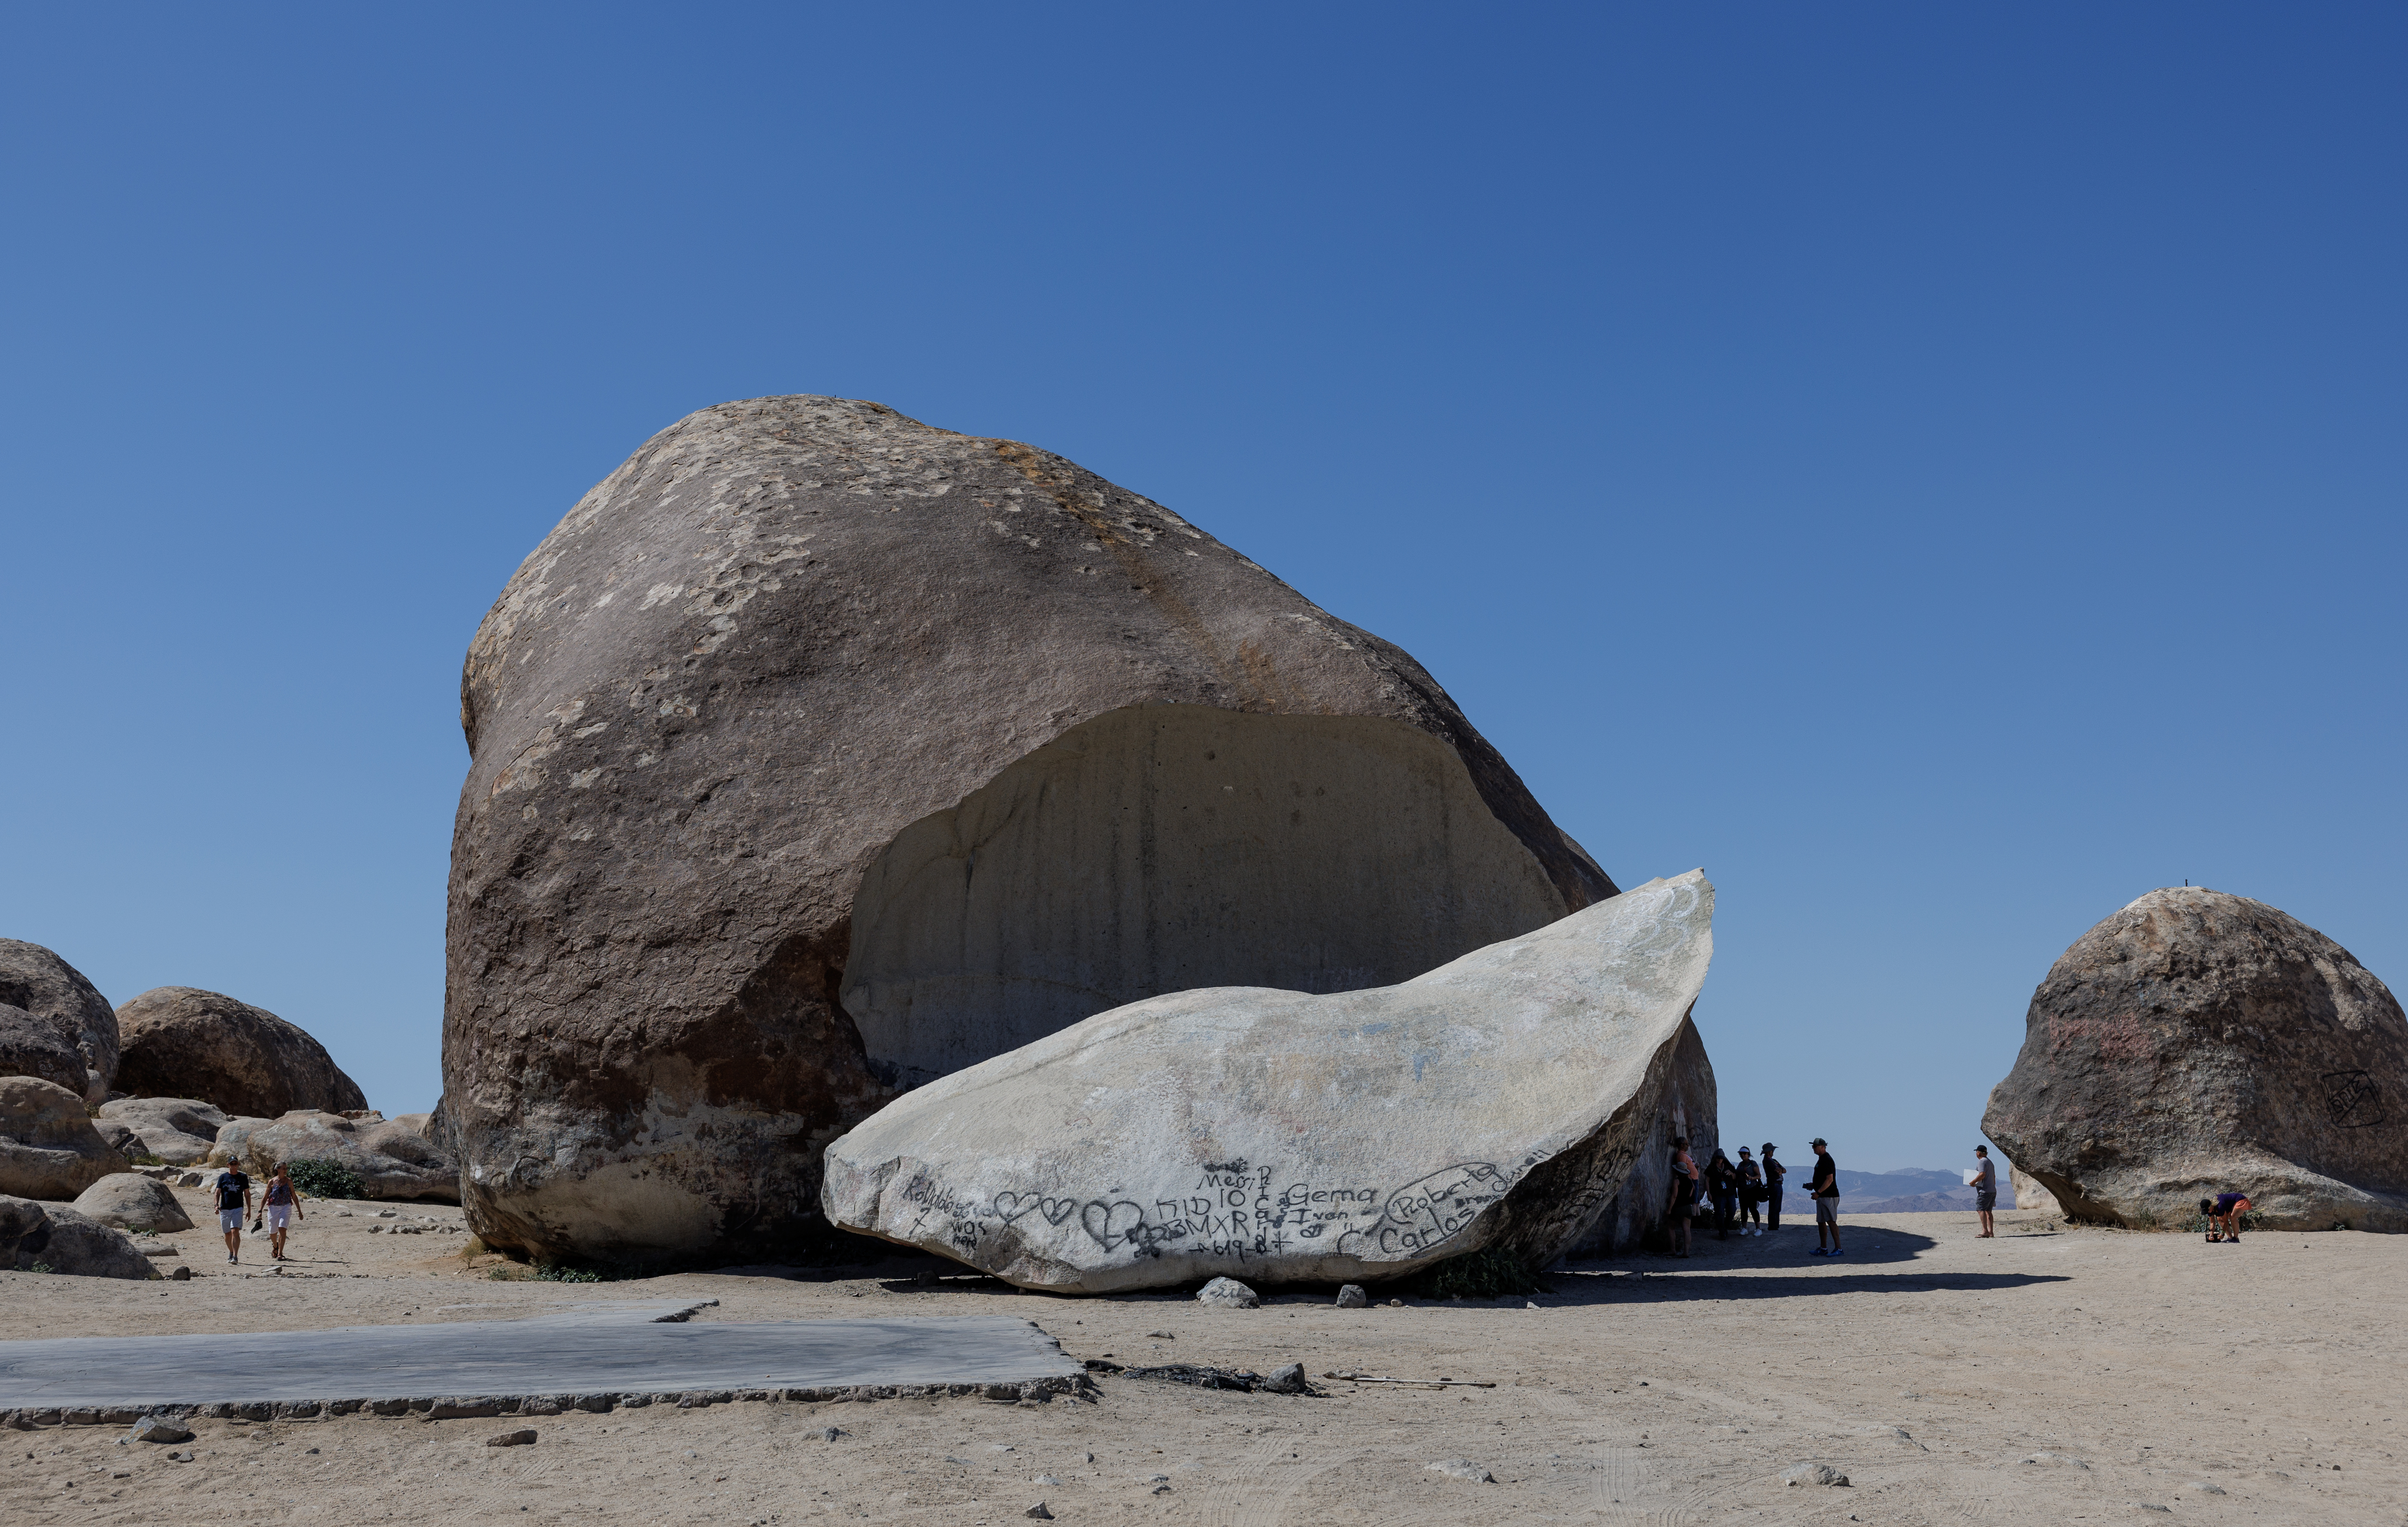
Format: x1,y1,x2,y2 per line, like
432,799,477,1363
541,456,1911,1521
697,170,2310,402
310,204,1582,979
125,1416,193,1444
486,1430,537,1448
2188,1481,2227,1494
1026,1506,1053,1520
2023,1452,2090,1469
1783,1462,1849,1487
1197,1277,1258,1309
1426,1460,1495,1483
1335,1284,1368,1308
1263,1363,1307,1394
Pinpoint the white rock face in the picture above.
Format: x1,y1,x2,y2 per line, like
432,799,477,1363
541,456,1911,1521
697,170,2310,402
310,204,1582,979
824,872,1714,1292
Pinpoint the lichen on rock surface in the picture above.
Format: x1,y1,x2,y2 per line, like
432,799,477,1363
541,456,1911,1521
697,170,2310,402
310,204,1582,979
445,396,1616,1267
823,872,1713,1292
1984,886,2408,1232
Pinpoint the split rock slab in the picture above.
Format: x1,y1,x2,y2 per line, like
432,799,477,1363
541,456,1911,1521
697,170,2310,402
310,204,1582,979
825,870,1714,1291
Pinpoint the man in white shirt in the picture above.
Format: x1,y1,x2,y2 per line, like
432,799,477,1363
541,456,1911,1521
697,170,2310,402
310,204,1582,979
1970,1145,1997,1238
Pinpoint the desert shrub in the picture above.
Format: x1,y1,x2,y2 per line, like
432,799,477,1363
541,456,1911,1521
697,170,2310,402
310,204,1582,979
284,1159,364,1200
1402,1247,1549,1299
125,1150,165,1167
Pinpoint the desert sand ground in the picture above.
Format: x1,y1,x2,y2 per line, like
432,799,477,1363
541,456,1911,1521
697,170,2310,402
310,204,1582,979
4,1184,2403,1526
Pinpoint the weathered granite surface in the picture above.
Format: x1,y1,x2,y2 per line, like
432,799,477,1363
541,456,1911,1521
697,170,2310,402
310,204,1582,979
69,1173,192,1234
0,1195,155,1279
1984,887,2408,1232
208,1111,458,1203
1565,1013,1716,1256
114,988,366,1120
0,1076,125,1201
445,396,1616,1266
825,872,1713,1291
93,1097,229,1166
0,940,118,1104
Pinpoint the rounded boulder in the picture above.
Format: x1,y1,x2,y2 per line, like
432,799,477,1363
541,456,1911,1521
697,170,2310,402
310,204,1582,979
0,1075,125,1200
1984,887,2408,1231
114,988,366,1119
70,1172,194,1233
0,939,118,1104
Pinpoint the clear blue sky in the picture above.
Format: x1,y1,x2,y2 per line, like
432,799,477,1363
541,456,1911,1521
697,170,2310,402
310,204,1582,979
3,7,2401,1172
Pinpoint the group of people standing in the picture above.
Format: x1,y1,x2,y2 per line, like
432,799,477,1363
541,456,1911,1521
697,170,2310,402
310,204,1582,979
210,1161,308,1266
1664,1136,1847,1256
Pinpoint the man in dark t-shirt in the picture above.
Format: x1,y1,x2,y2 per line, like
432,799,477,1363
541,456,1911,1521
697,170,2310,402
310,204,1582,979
213,1166,254,1266
1808,1138,1842,1257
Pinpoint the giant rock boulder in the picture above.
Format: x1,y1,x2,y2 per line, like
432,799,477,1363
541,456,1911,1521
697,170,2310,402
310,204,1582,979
446,396,1616,1266
824,871,1714,1292
114,988,367,1119
208,1111,459,1203
0,1076,125,1201
1984,887,2408,1232
0,939,118,1104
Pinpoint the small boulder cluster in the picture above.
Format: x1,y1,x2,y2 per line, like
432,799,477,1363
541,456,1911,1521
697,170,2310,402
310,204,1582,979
0,938,459,1279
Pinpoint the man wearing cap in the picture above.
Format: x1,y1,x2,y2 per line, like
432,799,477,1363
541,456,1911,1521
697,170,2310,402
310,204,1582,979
1760,1143,1786,1233
1808,1138,1843,1256
1970,1145,1997,1238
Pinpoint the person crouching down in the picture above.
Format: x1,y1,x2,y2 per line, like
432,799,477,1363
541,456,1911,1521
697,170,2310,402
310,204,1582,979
2199,1192,2251,1243
264,1162,306,1260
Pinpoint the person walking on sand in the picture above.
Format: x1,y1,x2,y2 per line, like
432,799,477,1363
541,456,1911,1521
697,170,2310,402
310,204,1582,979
1667,1137,1701,1258
1761,1143,1787,1233
1970,1145,1998,1238
213,1162,254,1266
1736,1147,1764,1236
1807,1138,1843,1257
263,1162,306,1261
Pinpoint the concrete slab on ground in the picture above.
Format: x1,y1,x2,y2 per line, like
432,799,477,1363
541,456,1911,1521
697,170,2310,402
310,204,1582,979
0,1301,1082,1409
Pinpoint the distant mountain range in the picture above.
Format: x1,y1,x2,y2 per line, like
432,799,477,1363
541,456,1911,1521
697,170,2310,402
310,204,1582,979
1829,1166,2020,1212
1703,1164,2024,1211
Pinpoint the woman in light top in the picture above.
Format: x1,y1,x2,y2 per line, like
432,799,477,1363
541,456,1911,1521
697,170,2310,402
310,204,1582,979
263,1163,307,1261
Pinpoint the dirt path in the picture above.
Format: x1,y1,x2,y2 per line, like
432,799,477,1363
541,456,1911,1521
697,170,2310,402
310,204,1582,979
3,1198,2401,1525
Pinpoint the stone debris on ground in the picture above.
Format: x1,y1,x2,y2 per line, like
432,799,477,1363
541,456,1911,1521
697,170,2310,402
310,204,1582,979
123,1416,192,1444
1196,1277,1258,1309
2023,1452,2091,1469
1426,1459,1495,1482
1335,1284,1368,1308
484,1429,537,1448
1024,1504,1052,1520
1783,1462,1849,1487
